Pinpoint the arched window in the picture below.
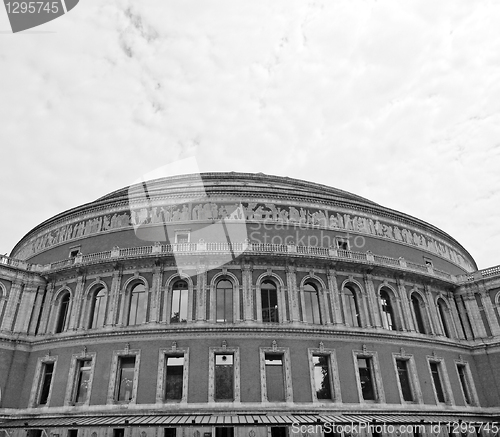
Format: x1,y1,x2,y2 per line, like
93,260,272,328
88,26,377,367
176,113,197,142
380,289,396,331
411,293,426,334
89,287,106,329
171,280,188,323
437,298,451,338
55,292,70,333
127,283,147,326
303,282,321,324
216,280,233,323
261,280,279,323
343,285,361,327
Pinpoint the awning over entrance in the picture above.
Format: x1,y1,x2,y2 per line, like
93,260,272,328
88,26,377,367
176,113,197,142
1,413,498,429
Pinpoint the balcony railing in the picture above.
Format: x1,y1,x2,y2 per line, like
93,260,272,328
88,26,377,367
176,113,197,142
1,245,497,285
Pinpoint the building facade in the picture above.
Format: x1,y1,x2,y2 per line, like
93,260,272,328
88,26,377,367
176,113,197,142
0,172,499,437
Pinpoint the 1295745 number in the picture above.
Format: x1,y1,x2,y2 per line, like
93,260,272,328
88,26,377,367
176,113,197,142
5,2,59,14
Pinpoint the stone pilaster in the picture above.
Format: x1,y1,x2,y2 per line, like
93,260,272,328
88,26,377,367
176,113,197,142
462,290,487,338
424,285,440,336
286,265,299,322
196,267,207,322
477,283,500,336
316,276,328,325
14,283,39,334
327,269,343,325
69,274,86,330
397,279,414,332
27,286,44,335
363,274,381,328
242,264,254,321
455,294,474,339
1,281,23,331
38,281,55,334
107,267,123,326
447,294,465,339
149,265,163,323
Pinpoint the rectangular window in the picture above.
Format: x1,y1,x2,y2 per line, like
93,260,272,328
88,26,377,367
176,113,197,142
68,430,78,437
39,362,54,405
261,288,279,323
457,364,471,405
357,357,375,401
396,359,413,402
113,429,124,437
165,356,184,401
116,356,135,402
74,359,92,403
215,428,234,437
271,428,287,437
164,429,176,437
265,353,285,401
175,233,190,243
430,362,445,403
215,354,234,401
312,355,332,400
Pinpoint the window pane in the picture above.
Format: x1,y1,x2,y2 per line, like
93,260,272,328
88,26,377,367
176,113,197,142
437,300,450,338
304,283,320,324
261,281,278,323
216,280,233,323
265,354,285,401
357,357,375,401
91,288,106,329
457,365,471,405
165,356,184,400
380,290,395,330
344,287,360,327
215,428,234,437
171,283,188,323
39,363,54,405
75,359,92,403
396,360,413,402
430,362,445,403
129,284,146,325
411,295,426,334
215,354,234,400
117,357,135,401
56,295,70,333
313,355,332,400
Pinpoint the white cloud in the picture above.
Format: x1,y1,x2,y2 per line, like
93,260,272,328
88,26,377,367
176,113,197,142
1,0,500,268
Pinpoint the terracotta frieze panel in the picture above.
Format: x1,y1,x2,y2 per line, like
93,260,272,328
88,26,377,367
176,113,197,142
13,200,473,272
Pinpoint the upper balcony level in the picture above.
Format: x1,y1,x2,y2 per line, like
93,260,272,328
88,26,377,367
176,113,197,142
0,242,490,286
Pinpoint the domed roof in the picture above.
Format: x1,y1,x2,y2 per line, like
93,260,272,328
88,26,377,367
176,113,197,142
96,172,380,208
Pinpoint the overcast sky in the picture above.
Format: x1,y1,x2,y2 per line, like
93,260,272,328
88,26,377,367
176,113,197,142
1,0,499,269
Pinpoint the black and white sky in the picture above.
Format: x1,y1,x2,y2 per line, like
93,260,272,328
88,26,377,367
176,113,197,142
1,1,500,269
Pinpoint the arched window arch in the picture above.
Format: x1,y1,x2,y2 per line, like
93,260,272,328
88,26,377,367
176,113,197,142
260,279,279,323
89,286,107,329
216,279,233,323
303,282,321,324
411,292,427,334
437,298,452,338
55,291,71,333
170,280,188,323
127,283,147,326
379,288,396,331
494,291,500,328
343,284,361,327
